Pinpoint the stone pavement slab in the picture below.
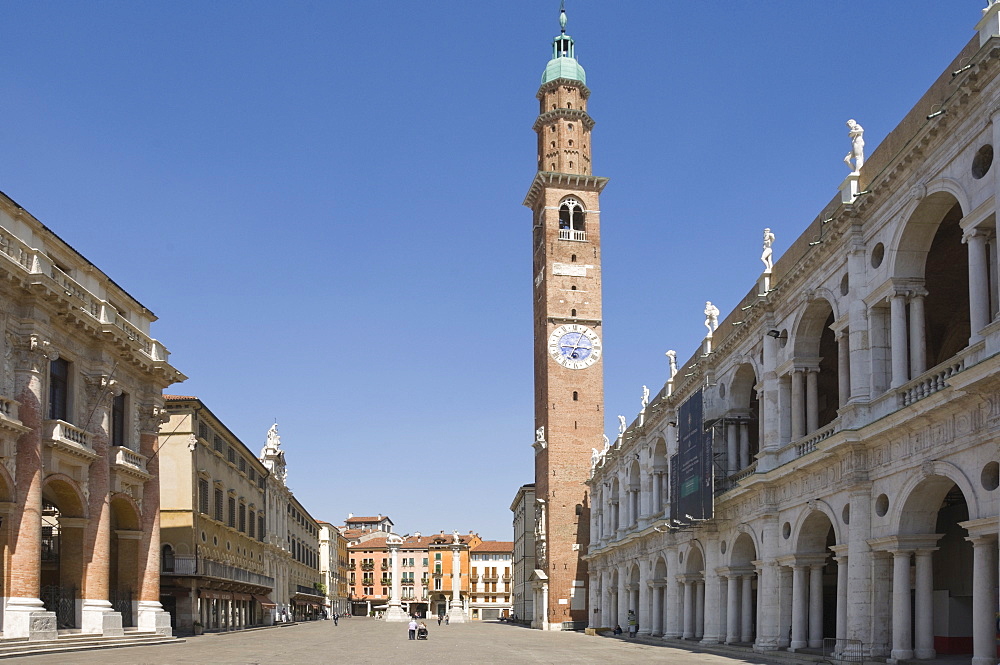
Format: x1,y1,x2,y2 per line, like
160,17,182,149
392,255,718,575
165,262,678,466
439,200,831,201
11,619,788,665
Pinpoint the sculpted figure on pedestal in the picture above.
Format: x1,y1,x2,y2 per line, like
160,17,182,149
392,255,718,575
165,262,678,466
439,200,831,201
761,228,775,272
617,414,627,437
844,119,864,172
641,385,649,410
705,301,720,334
666,349,677,378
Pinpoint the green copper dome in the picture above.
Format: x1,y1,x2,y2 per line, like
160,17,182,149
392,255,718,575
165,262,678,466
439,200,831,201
541,4,586,85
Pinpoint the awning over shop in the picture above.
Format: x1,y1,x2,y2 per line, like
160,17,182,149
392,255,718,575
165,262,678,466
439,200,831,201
253,594,276,608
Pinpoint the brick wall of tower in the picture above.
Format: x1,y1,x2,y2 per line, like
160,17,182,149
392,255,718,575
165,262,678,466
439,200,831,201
536,83,593,176
531,180,604,626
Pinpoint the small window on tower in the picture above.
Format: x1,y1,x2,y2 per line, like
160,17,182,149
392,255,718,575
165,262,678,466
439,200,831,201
571,309,577,317
567,102,572,109
568,140,574,147
551,163,556,170
573,391,579,401
550,125,556,133
567,124,574,131
550,141,556,149
571,254,576,262
571,286,576,291
569,161,574,169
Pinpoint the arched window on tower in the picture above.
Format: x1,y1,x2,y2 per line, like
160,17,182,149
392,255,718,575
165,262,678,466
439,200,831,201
558,198,586,241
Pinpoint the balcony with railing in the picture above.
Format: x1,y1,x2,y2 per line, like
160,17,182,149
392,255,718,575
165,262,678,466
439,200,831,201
43,420,97,463
0,224,171,364
558,229,587,242
110,446,150,479
360,562,374,571
192,557,274,589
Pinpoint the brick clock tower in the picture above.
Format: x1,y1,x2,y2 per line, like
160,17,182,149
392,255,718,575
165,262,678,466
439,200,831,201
523,3,607,631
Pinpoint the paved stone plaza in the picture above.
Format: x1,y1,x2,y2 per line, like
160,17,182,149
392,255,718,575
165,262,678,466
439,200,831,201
16,620,783,665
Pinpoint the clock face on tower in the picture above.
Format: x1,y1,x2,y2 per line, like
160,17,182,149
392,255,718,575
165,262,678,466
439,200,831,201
548,324,602,369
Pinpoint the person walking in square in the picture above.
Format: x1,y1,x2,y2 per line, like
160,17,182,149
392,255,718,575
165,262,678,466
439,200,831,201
408,618,418,640
627,610,637,637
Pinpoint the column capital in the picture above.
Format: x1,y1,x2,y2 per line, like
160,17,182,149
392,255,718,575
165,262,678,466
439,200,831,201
868,533,943,553
962,226,991,243
959,517,1000,540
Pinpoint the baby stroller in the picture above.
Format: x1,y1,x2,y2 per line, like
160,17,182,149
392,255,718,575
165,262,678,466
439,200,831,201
417,625,429,640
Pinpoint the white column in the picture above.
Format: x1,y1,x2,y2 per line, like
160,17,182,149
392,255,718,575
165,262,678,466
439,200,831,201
778,376,791,447
808,563,824,648
913,549,935,660
791,370,805,440
739,422,750,470
889,293,909,389
727,423,738,475
694,579,704,640
805,369,819,434
965,228,991,343
652,472,663,513
726,575,739,643
777,565,793,648
741,574,753,643
651,582,664,636
447,545,466,622
385,541,407,621
638,569,651,636
835,553,848,642
790,565,808,650
890,550,913,662
665,553,681,639
601,571,611,629
969,537,997,665
618,567,628,630
682,579,694,639
908,291,927,377
837,332,850,408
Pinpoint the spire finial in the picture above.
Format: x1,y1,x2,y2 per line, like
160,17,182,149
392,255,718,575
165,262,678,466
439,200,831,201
559,1,567,34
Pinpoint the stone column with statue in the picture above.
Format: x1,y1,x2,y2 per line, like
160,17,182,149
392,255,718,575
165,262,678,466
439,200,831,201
447,532,467,623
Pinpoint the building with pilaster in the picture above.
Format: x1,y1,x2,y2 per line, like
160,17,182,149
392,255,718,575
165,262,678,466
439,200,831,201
0,190,184,640
510,483,535,624
158,396,276,633
584,6,1000,665
258,425,322,621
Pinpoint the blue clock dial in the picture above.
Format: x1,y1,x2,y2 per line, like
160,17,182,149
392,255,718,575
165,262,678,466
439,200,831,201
558,332,593,360
548,324,602,369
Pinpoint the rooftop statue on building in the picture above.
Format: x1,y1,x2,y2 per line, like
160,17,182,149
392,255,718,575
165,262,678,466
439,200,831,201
641,385,649,410
617,414,627,437
761,228,775,273
844,119,864,173
704,301,720,334
665,349,678,378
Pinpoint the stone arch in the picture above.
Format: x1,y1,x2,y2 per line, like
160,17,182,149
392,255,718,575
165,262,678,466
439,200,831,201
893,462,980,534
652,554,668,580
42,473,87,519
109,492,141,530
793,505,839,554
729,363,758,410
791,297,839,358
684,540,706,575
890,189,965,280
728,530,758,568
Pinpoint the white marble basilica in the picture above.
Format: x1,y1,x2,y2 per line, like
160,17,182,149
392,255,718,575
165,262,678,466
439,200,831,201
586,7,1000,665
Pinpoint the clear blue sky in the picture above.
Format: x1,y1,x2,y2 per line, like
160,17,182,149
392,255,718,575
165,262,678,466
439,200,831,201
0,2,979,539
